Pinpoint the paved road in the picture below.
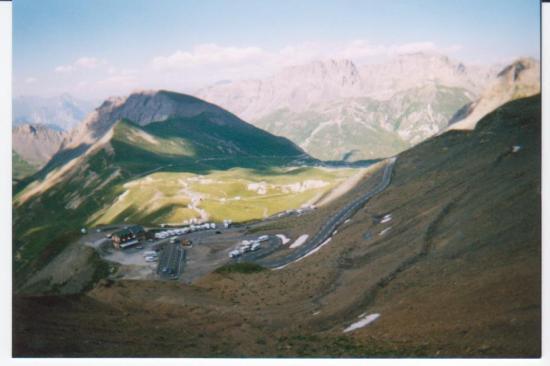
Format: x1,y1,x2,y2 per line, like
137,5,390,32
157,243,186,280
236,236,283,262
257,158,396,269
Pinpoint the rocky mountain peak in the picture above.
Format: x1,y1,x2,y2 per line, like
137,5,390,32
22,124,37,134
448,57,540,131
496,57,539,81
278,58,360,85
61,89,244,152
12,124,67,167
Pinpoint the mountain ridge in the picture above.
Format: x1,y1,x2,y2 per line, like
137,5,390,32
12,123,67,169
13,90,317,286
447,57,540,131
195,53,506,160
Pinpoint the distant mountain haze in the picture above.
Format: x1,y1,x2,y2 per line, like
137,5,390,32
12,124,67,167
13,94,97,131
196,53,507,160
14,54,539,166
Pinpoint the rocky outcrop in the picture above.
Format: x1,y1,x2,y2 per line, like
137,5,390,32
12,124,67,167
197,54,499,121
195,53,501,160
197,59,365,120
447,58,540,131
359,53,500,99
62,90,244,151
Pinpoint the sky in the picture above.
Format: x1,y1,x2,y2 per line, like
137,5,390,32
13,0,541,100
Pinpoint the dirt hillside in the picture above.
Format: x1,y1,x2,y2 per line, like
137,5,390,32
13,95,541,357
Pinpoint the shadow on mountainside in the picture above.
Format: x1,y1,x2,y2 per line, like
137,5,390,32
13,95,541,357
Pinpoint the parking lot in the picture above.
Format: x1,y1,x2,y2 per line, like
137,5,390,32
157,243,185,280
81,220,292,283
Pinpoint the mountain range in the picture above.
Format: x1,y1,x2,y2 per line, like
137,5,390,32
13,94,97,131
14,93,541,357
12,55,541,290
12,124,68,180
196,53,521,160
13,90,311,285
12,124,67,167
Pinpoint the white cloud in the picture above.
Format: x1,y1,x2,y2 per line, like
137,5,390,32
75,57,106,69
55,64,74,73
151,40,463,77
152,43,268,71
390,41,438,54
33,40,465,100
96,68,139,95
55,56,108,73
443,44,463,53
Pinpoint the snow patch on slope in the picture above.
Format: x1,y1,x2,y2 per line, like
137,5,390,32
289,234,309,249
343,313,380,333
276,234,291,245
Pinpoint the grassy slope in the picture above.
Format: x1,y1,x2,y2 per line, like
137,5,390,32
12,117,348,287
255,84,471,161
13,95,540,357
12,151,38,180
95,167,357,225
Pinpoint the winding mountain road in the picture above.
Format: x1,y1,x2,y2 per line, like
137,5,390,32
257,157,396,269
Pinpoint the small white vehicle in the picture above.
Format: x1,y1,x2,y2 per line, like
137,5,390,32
258,235,269,242
145,256,157,262
229,250,240,258
210,223,216,229
239,245,251,254
251,242,261,251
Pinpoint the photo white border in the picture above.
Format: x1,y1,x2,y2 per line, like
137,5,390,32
0,1,548,366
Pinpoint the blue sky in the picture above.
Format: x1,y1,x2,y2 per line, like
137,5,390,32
13,0,540,99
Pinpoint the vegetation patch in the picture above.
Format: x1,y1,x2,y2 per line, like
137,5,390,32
215,262,266,274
